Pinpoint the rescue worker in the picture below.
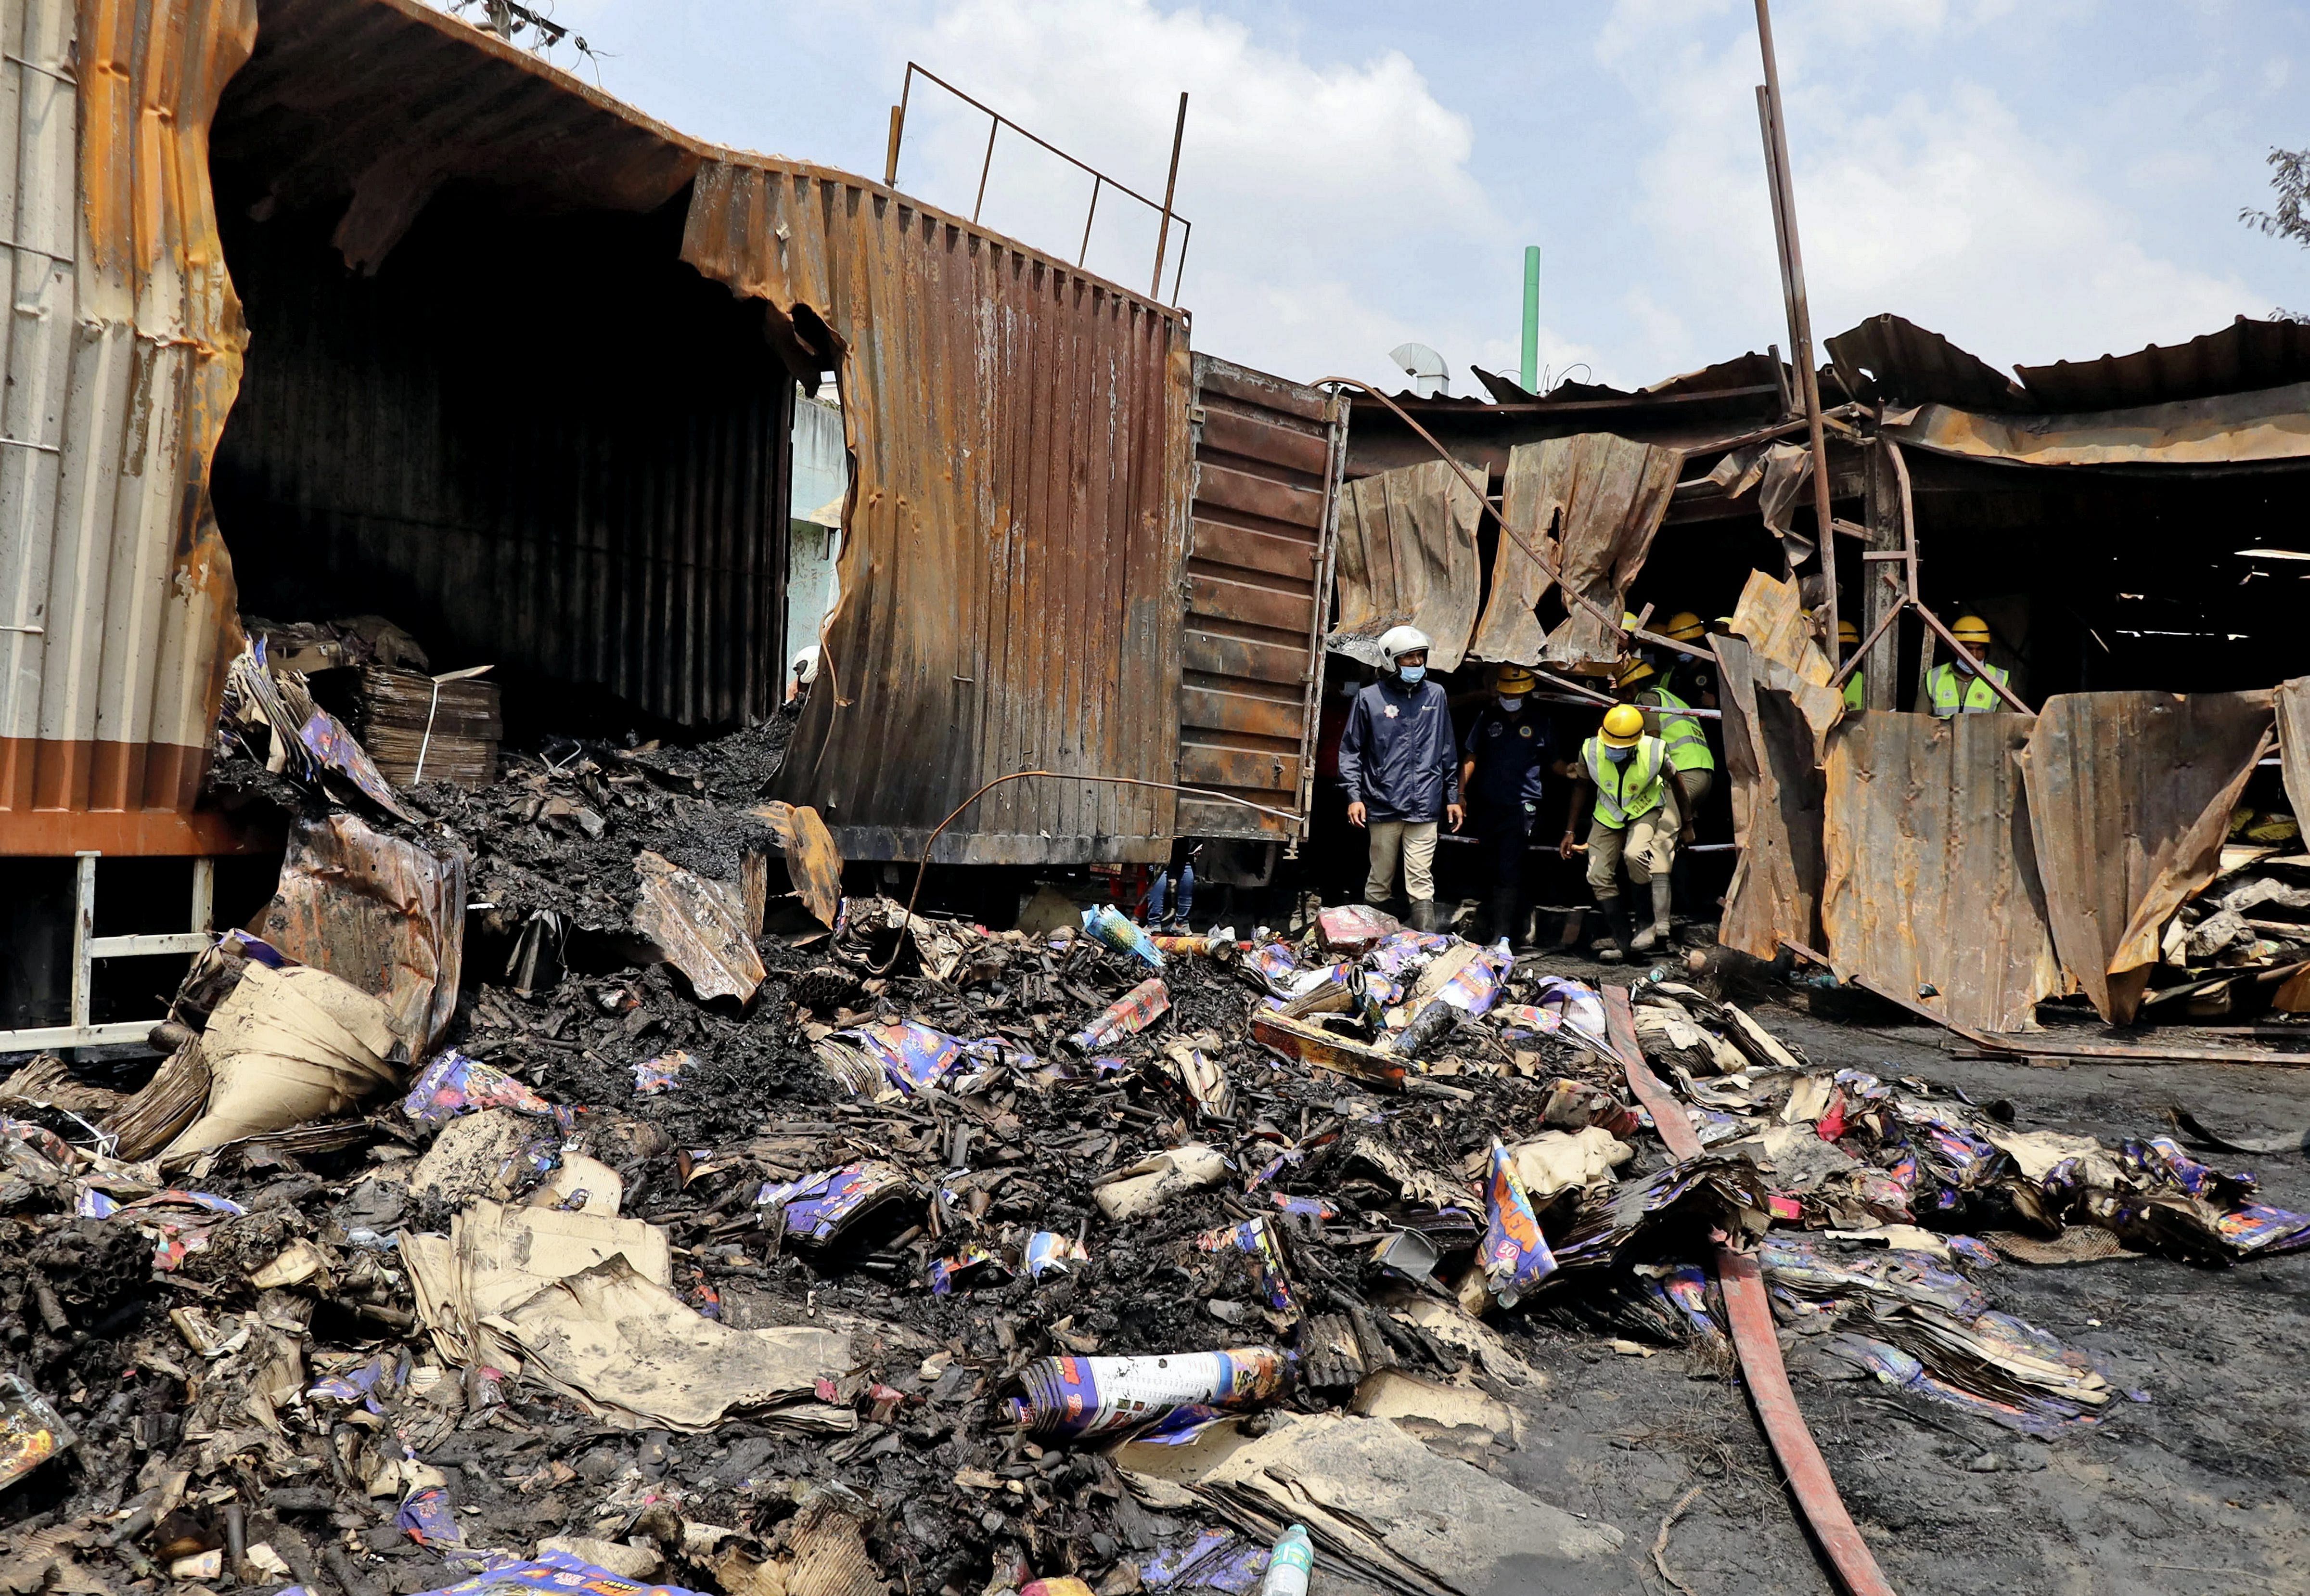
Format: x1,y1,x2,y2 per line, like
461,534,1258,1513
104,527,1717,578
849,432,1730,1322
1338,625,1463,930
1925,614,2010,717
1837,619,1865,711
1458,664,1552,946
1618,642,1715,924
1559,704,1696,961
1655,612,1719,708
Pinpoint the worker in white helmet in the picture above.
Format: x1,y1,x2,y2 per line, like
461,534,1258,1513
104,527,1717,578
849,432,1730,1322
1337,625,1463,929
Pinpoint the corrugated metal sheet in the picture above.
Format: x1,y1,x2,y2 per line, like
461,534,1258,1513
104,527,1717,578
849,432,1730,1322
2280,677,2310,829
1820,711,2061,1034
1327,457,1482,673
1823,313,2028,413
1176,356,1339,841
684,161,1193,864
2015,316,2310,413
209,190,791,729
1882,383,2310,467
0,0,254,831
1713,634,1823,960
2017,691,2274,1024
1531,434,1680,669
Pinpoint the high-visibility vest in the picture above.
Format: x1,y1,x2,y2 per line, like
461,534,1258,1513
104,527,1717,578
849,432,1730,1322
1843,672,1866,712
1581,734,1668,829
1640,686,1714,774
1927,661,2010,717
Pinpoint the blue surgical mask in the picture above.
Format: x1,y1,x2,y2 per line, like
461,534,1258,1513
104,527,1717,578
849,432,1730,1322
1676,651,1694,664
1604,744,1633,763
1498,695,1523,712
1399,666,1426,686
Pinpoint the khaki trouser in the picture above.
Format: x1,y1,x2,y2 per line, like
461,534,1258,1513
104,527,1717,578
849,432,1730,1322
1664,768,1713,829
1585,809,1674,897
1365,820,1440,904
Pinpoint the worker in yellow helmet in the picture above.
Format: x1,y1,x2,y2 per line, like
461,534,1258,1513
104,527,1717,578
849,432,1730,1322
1655,612,1720,709
1618,622,1715,914
1925,615,2011,717
1837,619,1865,712
1559,702,1696,962
1459,664,1554,946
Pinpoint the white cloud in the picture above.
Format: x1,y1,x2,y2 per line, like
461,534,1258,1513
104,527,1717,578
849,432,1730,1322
1602,1,2266,375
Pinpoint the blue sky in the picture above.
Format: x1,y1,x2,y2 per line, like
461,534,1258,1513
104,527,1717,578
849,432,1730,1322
500,0,2309,394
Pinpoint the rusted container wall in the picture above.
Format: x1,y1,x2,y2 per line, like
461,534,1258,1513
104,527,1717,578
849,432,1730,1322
686,162,1193,864
207,192,791,731
0,0,255,848
1820,710,2062,1034
1178,357,1338,841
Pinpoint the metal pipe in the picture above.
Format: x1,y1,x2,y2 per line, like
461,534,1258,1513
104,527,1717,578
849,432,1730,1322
1829,599,1901,689
1150,91,1188,300
972,116,999,224
1170,220,1192,304
1520,245,1541,392
1753,4,1840,646
1078,174,1101,266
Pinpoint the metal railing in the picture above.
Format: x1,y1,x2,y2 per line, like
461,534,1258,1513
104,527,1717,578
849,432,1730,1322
884,63,1193,304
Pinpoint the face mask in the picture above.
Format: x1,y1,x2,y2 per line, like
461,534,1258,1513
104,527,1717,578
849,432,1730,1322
1498,695,1523,712
1676,651,1694,665
1954,658,1976,677
1398,665,1426,686
1604,745,1633,763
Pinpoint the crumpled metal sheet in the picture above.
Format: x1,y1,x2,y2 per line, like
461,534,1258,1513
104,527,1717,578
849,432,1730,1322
2019,692,2276,1024
1726,570,1843,745
633,849,766,1004
1469,434,1683,667
1532,435,1683,669
683,160,1191,865
255,812,468,1053
1821,712,2061,1034
2278,678,2310,829
1883,383,2310,467
1713,635,1824,961
1327,459,1485,673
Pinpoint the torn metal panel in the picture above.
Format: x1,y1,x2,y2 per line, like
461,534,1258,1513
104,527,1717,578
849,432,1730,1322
1534,435,1682,669
2019,692,2276,1025
1464,440,1558,664
1883,383,2310,468
2279,678,2310,830
1823,313,2030,413
684,162,1192,865
0,0,255,830
1713,635,1824,961
1726,569,1842,744
1327,458,1482,673
2014,317,2310,412
1821,712,2061,1034
1178,357,1341,841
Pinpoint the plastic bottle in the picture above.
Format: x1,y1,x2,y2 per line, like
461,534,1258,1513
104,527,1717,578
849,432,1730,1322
1259,1524,1313,1596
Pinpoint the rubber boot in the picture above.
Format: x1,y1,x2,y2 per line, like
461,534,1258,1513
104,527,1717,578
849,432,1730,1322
1487,886,1520,947
1630,876,1673,952
1595,895,1633,963
1406,897,1441,933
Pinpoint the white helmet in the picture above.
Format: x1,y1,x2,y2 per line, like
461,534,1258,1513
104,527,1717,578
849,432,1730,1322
1377,625,1432,664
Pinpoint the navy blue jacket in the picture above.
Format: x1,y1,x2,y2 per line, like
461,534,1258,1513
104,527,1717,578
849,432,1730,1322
1462,703,1551,810
1338,677,1461,823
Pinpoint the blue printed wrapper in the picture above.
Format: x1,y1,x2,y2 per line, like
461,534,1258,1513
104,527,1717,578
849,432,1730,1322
1022,1231,1089,1279
930,1244,1001,1297
75,1190,118,1219
757,1161,912,1243
1082,904,1165,969
1141,1530,1270,1593
1004,1347,1293,1438
630,1051,689,1095
404,1550,712,1596
403,1051,562,1129
1197,1216,1295,1316
1479,1140,1556,1307
397,1486,461,1547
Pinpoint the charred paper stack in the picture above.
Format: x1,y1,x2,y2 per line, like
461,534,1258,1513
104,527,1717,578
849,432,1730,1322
353,665,502,787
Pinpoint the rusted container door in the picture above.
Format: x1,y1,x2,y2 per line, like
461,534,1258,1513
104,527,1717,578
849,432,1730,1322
1177,357,1345,839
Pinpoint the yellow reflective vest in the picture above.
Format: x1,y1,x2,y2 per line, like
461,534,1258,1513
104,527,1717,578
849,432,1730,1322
1581,734,1668,829
1639,686,1714,774
1926,661,2010,717
1843,671,1866,712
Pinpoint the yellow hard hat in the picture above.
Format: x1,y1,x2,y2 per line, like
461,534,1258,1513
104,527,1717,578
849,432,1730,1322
1491,664,1538,694
1600,704,1646,747
1837,620,1860,646
1664,611,1706,643
1614,656,1656,689
1952,614,1992,646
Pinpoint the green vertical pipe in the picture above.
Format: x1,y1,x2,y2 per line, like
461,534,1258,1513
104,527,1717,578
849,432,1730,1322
1520,245,1541,393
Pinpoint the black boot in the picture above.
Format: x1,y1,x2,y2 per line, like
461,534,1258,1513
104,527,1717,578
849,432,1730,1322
1596,895,1635,964
1486,886,1520,947
1406,898,1441,933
